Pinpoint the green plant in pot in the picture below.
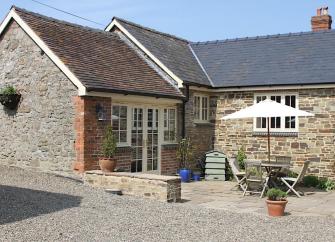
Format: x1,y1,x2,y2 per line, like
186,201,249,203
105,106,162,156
99,125,117,172
0,85,21,110
177,138,193,182
266,188,288,217
237,146,247,170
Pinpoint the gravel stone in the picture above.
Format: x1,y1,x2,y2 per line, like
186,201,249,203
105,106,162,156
0,165,334,242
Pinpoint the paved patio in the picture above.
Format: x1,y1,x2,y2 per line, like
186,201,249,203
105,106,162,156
182,180,335,217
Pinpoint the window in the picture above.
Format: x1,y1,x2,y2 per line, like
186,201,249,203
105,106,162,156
112,105,128,143
164,108,176,142
254,94,298,132
194,95,209,122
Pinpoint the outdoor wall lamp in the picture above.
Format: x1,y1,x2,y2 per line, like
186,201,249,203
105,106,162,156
95,103,106,121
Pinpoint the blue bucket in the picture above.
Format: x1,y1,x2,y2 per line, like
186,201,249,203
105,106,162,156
193,173,201,181
179,168,191,182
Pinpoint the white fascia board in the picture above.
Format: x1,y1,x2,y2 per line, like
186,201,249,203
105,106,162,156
189,84,335,93
106,19,184,88
0,10,87,96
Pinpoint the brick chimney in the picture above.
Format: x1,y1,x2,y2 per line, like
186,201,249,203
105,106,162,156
311,7,332,31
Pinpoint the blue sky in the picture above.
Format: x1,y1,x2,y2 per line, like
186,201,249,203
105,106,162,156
1,0,335,41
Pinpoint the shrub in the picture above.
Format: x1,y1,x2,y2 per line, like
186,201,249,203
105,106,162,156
225,164,234,181
0,85,17,95
101,125,117,159
176,138,193,169
303,175,320,187
318,178,335,191
266,188,287,201
302,175,335,191
237,146,247,170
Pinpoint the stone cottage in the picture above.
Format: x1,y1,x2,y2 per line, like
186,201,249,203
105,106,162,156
0,6,334,179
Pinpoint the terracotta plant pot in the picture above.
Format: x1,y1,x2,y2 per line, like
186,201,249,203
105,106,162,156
99,158,117,172
266,199,288,217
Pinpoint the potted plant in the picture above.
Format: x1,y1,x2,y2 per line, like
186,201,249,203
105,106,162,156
176,138,193,182
0,85,21,110
266,188,288,217
99,125,117,172
192,168,201,181
237,146,247,170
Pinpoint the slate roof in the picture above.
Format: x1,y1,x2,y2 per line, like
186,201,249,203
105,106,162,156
113,17,211,86
114,17,335,88
12,7,183,98
10,7,335,90
191,32,335,87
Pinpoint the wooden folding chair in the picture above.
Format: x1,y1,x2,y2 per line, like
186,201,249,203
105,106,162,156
228,158,246,191
243,160,267,198
275,156,292,177
280,160,310,198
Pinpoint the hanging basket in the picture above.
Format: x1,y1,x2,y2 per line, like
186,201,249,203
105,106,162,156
0,94,21,110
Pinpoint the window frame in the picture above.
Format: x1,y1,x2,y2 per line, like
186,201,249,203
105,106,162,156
193,94,210,123
112,104,132,147
253,93,299,133
163,107,177,144
112,104,178,146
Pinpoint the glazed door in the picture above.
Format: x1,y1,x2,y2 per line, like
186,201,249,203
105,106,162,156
145,108,159,173
131,108,144,172
131,107,160,173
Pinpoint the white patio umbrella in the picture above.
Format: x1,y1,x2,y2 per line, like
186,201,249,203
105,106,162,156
221,99,314,162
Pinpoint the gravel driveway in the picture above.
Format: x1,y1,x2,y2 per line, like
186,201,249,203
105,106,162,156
0,165,334,242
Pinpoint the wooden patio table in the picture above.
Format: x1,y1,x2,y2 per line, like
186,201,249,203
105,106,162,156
261,162,291,174
261,162,291,189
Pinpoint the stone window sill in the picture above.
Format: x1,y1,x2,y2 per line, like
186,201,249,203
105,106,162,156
253,131,298,137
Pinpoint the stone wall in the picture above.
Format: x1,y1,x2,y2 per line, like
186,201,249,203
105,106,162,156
215,89,335,179
0,21,77,171
84,170,181,202
184,90,216,162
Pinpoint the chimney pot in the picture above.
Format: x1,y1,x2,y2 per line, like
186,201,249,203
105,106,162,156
311,6,332,31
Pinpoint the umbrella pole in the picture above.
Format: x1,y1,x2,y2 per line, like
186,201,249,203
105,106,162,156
267,117,270,163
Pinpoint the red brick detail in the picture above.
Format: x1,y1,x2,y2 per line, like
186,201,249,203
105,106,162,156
73,96,133,173
114,147,132,172
161,144,179,175
311,9,332,31
74,96,112,171
73,96,179,174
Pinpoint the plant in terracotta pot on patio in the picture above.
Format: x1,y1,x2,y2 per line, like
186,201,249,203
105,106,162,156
99,125,117,172
266,188,288,217
177,138,193,183
0,85,21,110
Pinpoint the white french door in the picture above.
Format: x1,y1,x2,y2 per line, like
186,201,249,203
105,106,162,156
131,107,161,174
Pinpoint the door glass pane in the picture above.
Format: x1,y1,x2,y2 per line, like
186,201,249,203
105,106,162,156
147,108,159,172
131,108,143,172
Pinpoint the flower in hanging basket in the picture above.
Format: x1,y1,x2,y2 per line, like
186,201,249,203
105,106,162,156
0,85,21,110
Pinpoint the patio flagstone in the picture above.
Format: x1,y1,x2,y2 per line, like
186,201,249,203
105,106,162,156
182,180,335,217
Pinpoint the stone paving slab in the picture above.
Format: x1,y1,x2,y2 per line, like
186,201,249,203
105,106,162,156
182,180,335,217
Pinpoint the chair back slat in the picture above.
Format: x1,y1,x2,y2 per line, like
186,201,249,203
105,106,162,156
245,160,263,182
228,158,240,175
296,161,310,183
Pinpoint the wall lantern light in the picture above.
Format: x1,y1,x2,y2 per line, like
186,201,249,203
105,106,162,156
95,103,106,121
